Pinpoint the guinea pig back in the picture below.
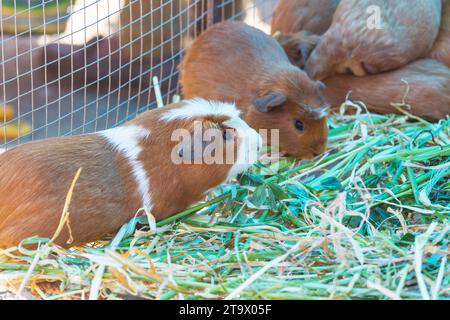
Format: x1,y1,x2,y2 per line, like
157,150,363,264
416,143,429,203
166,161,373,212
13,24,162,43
430,0,450,67
271,0,340,68
271,0,340,35
0,99,261,248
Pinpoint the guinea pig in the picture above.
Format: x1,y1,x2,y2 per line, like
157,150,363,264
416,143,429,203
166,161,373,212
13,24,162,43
271,0,339,69
180,21,329,160
0,99,262,248
305,0,442,80
322,59,450,121
430,0,450,67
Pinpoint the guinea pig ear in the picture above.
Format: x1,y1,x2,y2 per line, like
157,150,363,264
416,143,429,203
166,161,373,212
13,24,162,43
253,92,287,113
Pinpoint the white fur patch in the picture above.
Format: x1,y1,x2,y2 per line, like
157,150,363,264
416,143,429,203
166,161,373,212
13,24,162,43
223,117,262,180
98,125,152,211
160,98,241,122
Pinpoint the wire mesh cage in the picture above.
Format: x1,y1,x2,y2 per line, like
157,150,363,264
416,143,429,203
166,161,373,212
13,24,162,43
0,0,277,149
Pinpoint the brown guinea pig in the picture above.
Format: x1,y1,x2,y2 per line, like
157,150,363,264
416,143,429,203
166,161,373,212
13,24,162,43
180,21,329,160
322,59,450,121
271,0,340,69
430,0,450,67
0,99,262,248
305,0,442,80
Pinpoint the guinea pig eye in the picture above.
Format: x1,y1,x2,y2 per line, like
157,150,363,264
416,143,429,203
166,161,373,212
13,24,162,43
222,130,232,141
294,120,304,132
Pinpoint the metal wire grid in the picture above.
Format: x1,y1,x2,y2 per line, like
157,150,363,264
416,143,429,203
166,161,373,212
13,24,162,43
0,0,276,149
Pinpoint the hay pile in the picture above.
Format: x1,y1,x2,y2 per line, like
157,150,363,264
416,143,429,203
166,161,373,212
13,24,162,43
0,101,448,300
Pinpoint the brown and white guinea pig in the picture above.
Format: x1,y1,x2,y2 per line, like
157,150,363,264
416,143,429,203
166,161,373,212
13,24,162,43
322,59,450,121
430,0,450,67
271,0,340,68
0,99,262,248
305,0,442,80
180,21,329,160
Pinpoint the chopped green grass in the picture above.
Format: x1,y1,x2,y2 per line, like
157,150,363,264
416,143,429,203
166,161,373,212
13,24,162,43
0,102,449,300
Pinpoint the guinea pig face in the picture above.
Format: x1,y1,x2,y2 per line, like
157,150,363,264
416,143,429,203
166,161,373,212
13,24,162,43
250,75,329,160
288,109,328,160
161,99,262,186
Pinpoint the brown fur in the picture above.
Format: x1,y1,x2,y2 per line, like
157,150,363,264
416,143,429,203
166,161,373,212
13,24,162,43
271,0,339,69
430,0,450,67
275,31,321,69
305,0,442,80
180,21,329,160
322,59,450,121
0,102,246,248
273,0,450,70
271,0,340,35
